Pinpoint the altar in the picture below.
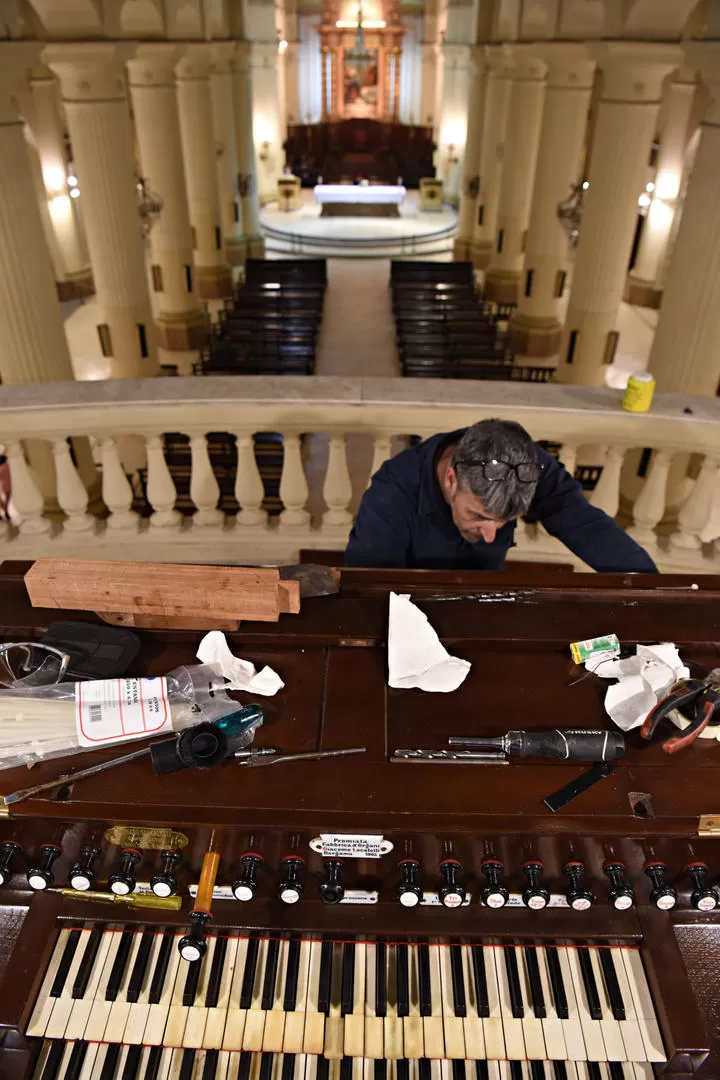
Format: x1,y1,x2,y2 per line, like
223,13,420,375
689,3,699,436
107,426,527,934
313,183,407,217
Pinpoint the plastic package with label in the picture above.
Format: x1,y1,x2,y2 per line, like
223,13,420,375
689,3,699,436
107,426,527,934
0,663,260,770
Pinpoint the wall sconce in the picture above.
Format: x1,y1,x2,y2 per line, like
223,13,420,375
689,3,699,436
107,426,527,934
446,144,459,166
259,141,271,162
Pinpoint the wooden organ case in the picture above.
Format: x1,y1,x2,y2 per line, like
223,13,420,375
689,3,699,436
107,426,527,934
0,562,719,1080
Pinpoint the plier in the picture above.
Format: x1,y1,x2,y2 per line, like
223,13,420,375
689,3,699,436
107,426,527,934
640,677,720,754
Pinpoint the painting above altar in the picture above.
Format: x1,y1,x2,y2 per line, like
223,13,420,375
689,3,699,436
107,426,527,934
343,48,378,117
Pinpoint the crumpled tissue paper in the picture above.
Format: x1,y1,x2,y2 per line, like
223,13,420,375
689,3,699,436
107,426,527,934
197,630,284,697
388,592,471,693
588,643,689,732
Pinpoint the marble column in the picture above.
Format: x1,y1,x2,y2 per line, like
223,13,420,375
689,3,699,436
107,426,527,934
470,49,513,270
510,46,595,360
648,46,720,397
284,42,301,127
249,43,283,203
28,68,92,300
127,46,207,352
210,44,244,266
484,48,547,305
420,43,441,129
625,71,697,309
321,47,330,121
558,43,681,386
232,44,264,258
453,46,488,261
175,47,232,301
46,44,159,379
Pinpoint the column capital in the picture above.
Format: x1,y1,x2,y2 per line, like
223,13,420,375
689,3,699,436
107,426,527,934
590,41,682,103
210,41,236,75
504,44,546,82
531,43,595,90
0,44,43,122
486,43,514,77
174,45,213,81
43,43,131,100
249,41,280,72
127,44,183,87
232,41,252,75
683,43,720,125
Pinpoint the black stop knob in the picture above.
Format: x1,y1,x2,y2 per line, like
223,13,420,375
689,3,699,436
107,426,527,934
564,860,594,911
522,860,549,910
233,853,263,902
604,861,635,910
109,848,141,896
480,859,508,909
178,910,209,963
396,859,423,909
69,845,101,892
645,861,677,910
151,850,181,898
27,844,61,891
0,841,22,887
685,861,719,911
439,858,466,909
319,859,344,905
278,856,305,905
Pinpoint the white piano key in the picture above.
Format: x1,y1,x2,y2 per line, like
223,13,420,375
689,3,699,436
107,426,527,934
402,945,423,1060
284,940,313,1054
345,942,367,1058
485,1064,502,1080
204,939,239,1050
385,944,404,1060
145,934,184,1046
606,951,645,1064
303,940,326,1056
26,930,71,1037
534,947,566,1062
213,1049,232,1080
460,945,485,1061
184,936,217,1048
493,946,525,1062
167,1045,189,1080
326,941,346,1059
564,949,606,1063
222,936,250,1051
481,946,505,1062
620,950,666,1063
243,937,270,1051
587,948,625,1062
192,1049,209,1079
104,931,144,1043
164,943,196,1048
45,929,93,1039
364,943,384,1060
438,944,466,1060
84,930,126,1044
631,1064,655,1079
515,946,545,1061
76,1040,100,1080
123,931,163,1046
555,948,587,1063
422,944,445,1060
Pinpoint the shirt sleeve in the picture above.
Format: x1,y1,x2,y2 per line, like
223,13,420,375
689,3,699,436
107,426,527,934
344,463,415,568
531,450,658,573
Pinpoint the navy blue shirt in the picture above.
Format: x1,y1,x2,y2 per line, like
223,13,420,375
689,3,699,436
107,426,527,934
345,430,657,572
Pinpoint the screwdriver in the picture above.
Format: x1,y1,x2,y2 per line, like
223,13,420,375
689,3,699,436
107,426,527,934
48,887,181,910
448,729,625,762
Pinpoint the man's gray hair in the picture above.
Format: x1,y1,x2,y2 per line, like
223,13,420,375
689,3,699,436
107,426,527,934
452,419,539,520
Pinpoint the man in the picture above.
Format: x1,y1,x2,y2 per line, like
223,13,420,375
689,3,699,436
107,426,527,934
345,418,656,572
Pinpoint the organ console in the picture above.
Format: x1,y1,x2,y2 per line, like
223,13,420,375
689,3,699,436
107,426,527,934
0,562,720,1078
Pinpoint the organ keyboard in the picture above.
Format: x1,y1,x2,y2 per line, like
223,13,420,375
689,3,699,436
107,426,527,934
0,563,718,1079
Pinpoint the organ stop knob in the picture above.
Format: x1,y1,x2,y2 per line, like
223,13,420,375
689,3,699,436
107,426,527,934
522,860,550,910
151,850,181,898
68,845,101,892
480,859,508,908
233,854,263,902
564,860,594,911
439,858,466,908
109,848,141,896
396,859,423,908
645,861,677,910
685,861,719,911
604,861,635,910
27,844,61,891
0,841,22,887
319,859,344,904
278,856,305,904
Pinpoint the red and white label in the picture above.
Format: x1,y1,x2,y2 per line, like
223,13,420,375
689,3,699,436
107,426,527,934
75,677,171,748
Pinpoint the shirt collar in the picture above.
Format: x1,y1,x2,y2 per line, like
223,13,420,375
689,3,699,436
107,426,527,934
417,428,467,518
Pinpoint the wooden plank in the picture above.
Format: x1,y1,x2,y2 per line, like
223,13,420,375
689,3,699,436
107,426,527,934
277,581,301,614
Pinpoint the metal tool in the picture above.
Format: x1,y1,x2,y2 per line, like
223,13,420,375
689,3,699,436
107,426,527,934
238,747,367,767
391,749,508,763
448,729,625,762
641,671,720,753
47,887,182,910
3,746,152,807
543,762,615,813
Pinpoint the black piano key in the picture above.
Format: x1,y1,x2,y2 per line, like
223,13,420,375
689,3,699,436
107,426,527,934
148,930,174,1005
503,946,524,1019
317,1057,330,1080
544,946,568,1020
262,938,281,1011
599,947,626,1021
474,1064,489,1080
577,947,602,1021
259,1053,274,1080
236,1052,253,1080
240,937,260,1009
552,1063,568,1080
418,943,431,1017
105,931,134,1002
586,1065,602,1080
397,1060,409,1080
608,1065,627,1080
205,936,228,1009
530,1063,546,1080
121,1044,142,1080
99,1043,122,1080
318,940,334,1015
524,947,546,1019
64,1040,89,1080
396,944,409,1018
449,945,466,1018
509,1063,523,1080
50,929,82,998
373,1062,387,1080
341,1057,354,1080
471,946,490,1018
418,1061,431,1080
451,1061,465,1080
202,1050,220,1080
179,1049,195,1080
39,1040,65,1080
143,1046,163,1080
182,955,203,1006
281,1056,296,1080
341,942,356,1016
127,931,154,1004
284,939,301,1012
375,941,388,1017
72,927,103,1000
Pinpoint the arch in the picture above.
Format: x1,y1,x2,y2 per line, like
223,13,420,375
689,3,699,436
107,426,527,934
119,0,164,35
28,0,102,34
625,0,700,36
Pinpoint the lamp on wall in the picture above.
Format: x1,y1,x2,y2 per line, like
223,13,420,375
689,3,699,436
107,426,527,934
557,181,587,247
259,141,271,163
136,176,163,238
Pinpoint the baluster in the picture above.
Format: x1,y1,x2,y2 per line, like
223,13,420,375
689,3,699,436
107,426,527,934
322,435,353,528
628,449,671,548
145,435,180,528
558,443,577,477
189,434,223,526
234,433,267,528
369,435,392,486
5,442,49,534
590,446,625,519
671,454,720,551
279,434,310,528
51,439,93,532
100,438,139,530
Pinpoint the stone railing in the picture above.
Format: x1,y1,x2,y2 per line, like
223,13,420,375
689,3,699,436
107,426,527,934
2,376,720,573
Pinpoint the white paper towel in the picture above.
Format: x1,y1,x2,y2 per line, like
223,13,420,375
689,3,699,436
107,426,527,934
589,642,689,731
388,592,471,692
196,631,284,697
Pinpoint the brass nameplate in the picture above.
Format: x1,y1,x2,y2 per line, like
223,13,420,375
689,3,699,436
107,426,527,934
698,815,720,837
105,826,188,851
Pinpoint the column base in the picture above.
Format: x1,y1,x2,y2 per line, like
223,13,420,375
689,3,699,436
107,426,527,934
195,264,234,300
56,268,94,301
245,235,266,259
155,311,209,352
470,241,493,270
452,237,473,261
509,313,563,358
624,274,663,309
225,237,247,267
483,269,521,306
